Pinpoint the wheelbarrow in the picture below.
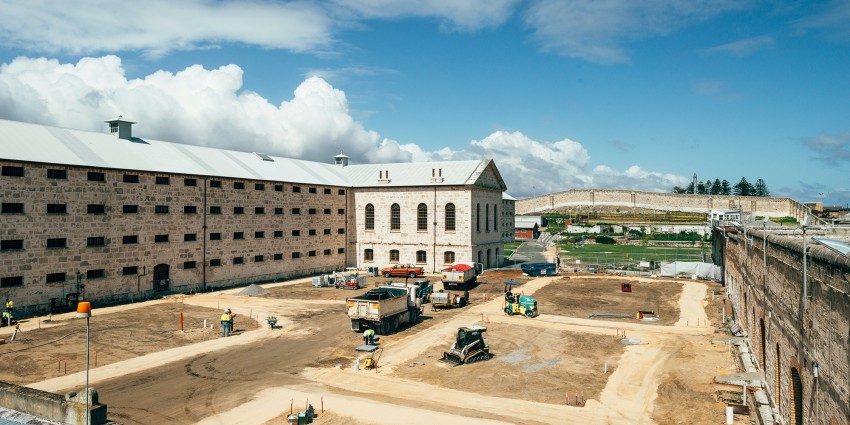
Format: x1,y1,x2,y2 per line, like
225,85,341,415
266,316,278,329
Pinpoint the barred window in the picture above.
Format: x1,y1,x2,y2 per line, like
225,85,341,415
444,251,455,264
365,204,375,230
417,203,428,231
233,257,244,265
390,204,400,230
445,203,456,231
154,205,169,214
485,204,490,232
416,250,427,263
389,249,399,262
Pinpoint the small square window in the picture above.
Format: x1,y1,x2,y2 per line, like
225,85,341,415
338,228,345,234
234,182,245,189
184,261,197,269
323,208,331,215
292,230,301,237
233,256,244,265
2,166,24,177
338,189,346,195
210,180,222,188
338,209,345,215
87,269,105,279
292,252,301,259
274,230,283,238
154,205,169,214
47,204,67,214
210,233,222,241
0,240,23,251
308,208,316,215
0,276,23,287
123,205,139,214
309,187,317,194
254,255,264,262
234,207,244,214
46,238,66,249
184,178,197,186
154,234,169,243
184,206,197,214
323,229,331,235
254,231,265,238
210,206,222,214
87,236,106,247
292,186,301,193
308,250,317,257
156,176,170,185
122,235,138,244
47,169,67,179
122,266,138,276
323,249,331,255
274,208,283,215
255,183,265,190
274,185,283,192
1,203,24,214
254,207,265,214
338,247,345,254
210,259,222,267
87,171,105,182
292,208,301,215
323,188,331,195
184,233,197,242
308,229,317,236
233,232,245,240
46,272,66,283
87,204,105,214
273,253,283,261
123,174,139,183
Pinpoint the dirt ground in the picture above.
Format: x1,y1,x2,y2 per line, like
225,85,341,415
0,265,742,424
0,301,257,386
533,277,683,325
393,324,625,404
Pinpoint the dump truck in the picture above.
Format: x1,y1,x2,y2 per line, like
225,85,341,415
430,290,469,310
346,284,422,335
383,280,433,303
441,262,483,289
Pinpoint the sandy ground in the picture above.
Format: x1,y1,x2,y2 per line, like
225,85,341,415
0,246,746,425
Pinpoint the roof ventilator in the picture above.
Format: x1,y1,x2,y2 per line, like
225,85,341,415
378,170,391,184
254,152,274,162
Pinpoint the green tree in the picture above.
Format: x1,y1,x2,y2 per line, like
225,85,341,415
754,179,770,197
721,179,731,195
711,179,722,195
733,177,754,196
697,181,707,194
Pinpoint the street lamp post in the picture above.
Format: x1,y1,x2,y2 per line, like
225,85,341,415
76,301,92,425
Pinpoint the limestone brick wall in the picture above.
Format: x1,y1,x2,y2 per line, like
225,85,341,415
517,189,810,222
501,199,515,242
722,228,849,425
352,185,504,272
0,160,347,314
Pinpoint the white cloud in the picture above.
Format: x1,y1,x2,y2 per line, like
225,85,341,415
331,0,520,31
704,35,775,57
522,0,748,63
0,0,333,57
0,55,688,198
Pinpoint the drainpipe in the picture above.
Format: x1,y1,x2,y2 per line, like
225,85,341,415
432,187,437,273
202,177,207,292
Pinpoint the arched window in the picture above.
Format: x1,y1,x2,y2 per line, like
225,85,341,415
476,203,481,232
485,204,490,232
417,203,428,231
444,251,455,264
493,205,498,231
390,203,400,230
365,204,375,230
389,249,399,262
416,250,427,263
445,203,456,231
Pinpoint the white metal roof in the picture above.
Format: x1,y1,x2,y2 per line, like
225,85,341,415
0,119,505,189
515,216,540,229
502,193,517,201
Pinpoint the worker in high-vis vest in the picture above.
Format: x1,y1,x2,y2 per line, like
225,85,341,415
220,310,232,337
363,328,376,345
4,298,12,312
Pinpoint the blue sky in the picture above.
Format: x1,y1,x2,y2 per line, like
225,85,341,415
0,0,848,205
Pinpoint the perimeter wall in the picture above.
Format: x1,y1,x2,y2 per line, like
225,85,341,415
517,189,810,221
720,227,850,425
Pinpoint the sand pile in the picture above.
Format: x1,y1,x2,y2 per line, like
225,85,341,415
236,284,270,297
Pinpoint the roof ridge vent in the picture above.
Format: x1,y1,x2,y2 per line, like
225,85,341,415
105,116,136,140
254,152,274,162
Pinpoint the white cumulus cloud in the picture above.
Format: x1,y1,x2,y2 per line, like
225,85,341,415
0,55,687,197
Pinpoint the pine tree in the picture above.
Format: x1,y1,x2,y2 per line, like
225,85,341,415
733,177,753,196
711,179,722,195
754,179,769,196
721,180,731,195
697,181,707,194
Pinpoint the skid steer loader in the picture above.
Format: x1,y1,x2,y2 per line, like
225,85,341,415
440,325,492,366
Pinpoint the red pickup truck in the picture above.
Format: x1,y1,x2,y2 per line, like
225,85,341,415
381,264,424,278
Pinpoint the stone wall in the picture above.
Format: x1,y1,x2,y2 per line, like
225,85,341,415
0,160,348,314
517,189,811,221
721,227,850,425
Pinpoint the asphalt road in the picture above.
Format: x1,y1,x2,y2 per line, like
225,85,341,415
507,241,549,266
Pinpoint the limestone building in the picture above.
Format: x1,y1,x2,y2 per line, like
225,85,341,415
0,118,507,315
